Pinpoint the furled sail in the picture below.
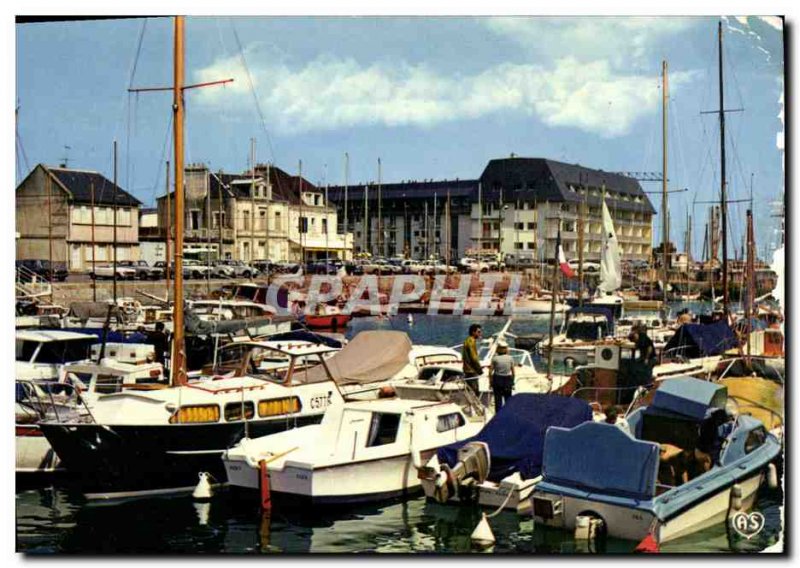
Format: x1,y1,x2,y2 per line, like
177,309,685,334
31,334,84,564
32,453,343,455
597,200,622,293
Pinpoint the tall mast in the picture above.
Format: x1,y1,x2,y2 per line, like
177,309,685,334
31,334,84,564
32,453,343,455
718,21,729,315
344,152,349,242
363,184,368,254
46,173,53,284
298,159,304,262
577,174,585,307
91,181,96,301
251,138,256,262
113,139,118,303
265,162,270,268
377,158,382,257
171,14,187,387
745,208,754,357
445,191,451,268
433,192,437,259
206,159,211,292
661,60,669,307
477,181,482,255
165,160,171,300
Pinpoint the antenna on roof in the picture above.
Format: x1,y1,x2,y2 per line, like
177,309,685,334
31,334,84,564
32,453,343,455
60,145,71,168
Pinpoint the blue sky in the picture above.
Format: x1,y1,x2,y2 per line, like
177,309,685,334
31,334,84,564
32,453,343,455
15,16,784,257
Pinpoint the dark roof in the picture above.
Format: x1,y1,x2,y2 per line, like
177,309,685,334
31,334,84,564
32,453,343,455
45,166,142,206
328,179,478,203
326,158,655,214
156,164,311,205
479,158,655,213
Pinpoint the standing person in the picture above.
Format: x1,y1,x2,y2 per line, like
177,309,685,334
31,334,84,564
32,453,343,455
147,322,169,367
462,323,483,394
490,339,515,412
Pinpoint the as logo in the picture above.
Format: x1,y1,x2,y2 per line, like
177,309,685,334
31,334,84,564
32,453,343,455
730,511,765,539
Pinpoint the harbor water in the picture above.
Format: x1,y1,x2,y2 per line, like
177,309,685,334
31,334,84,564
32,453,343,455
16,310,782,554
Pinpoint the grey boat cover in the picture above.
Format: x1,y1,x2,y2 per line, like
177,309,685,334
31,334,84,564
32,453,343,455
302,330,412,385
68,302,121,322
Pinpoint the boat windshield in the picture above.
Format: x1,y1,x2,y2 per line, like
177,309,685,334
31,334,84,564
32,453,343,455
233,286,259,302
566,320,609,341
16,338,94,364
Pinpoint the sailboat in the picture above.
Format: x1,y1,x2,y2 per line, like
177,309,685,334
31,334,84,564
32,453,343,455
37,17,346,499
590,199,624,317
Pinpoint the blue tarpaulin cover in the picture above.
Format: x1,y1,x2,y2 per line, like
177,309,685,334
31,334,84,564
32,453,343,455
663,320,738,358
542,421,661,500
651,377,727,420
437,394,592,482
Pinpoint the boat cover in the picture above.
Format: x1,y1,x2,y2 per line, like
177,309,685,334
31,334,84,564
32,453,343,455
437,394,592,482
566,306,615,332
651,377,727,420
542,421,660,501
301,330,413,385
267,330,344,349
662,320,738,358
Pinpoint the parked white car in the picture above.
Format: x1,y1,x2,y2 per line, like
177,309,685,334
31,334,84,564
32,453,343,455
90,264,136,280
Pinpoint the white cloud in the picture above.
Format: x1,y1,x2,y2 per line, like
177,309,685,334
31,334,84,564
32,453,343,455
482,17,699,70
193,53,695,138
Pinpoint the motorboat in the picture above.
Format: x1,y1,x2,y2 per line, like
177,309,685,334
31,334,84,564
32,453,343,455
537,306,617,367
38,341,346,499
303,303,351,330
16,329,98,381
16,348,166,478
418,394,592,512
222,397,487,505
531,377,781,543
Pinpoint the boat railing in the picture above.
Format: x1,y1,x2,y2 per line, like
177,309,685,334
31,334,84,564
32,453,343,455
17,380,97,425
659,345,692,364
569,383,652,410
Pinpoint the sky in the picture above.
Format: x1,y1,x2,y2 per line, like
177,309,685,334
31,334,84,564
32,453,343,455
15,15,785,258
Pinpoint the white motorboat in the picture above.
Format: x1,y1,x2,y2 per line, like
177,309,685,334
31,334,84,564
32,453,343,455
38,341,346,498
222,397,487,505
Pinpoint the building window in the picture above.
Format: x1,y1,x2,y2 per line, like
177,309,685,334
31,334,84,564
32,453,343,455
322,218,328,234
190,210,201,231
514,243,523,250
527,242,535,250
527,222,536,230
118,208,132,226
274,211,282,231
514,222,524,230
299,217,308,234
259,210,267,230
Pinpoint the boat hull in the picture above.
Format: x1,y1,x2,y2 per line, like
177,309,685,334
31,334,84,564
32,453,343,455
224,450,435,505
304,314,351,330
40,416,321,499
533,470,764,543
16,424,61,474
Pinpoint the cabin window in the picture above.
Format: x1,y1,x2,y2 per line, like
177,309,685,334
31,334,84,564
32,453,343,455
224,401,255,422
258,397,302,417
366,413,401,447
436,413,466,433
95,374,123,394
169,405,220,424
744,426,767,454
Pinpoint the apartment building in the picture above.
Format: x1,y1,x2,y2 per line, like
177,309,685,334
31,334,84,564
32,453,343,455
16,164,141,271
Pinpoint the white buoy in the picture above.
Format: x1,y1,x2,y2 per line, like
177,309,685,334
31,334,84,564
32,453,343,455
767,463,779,489
193,471,213,500
407,314,414,325
471,513,495,549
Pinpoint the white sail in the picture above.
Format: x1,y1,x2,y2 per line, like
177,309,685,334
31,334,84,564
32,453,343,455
771,245,785,312
598,200,622,293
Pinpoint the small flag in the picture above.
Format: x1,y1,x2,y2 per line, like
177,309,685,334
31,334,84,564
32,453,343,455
557,228,575,278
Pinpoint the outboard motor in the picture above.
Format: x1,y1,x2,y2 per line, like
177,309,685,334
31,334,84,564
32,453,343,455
432,441,491,503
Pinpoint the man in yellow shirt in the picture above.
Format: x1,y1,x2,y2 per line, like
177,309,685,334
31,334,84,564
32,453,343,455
462,324,483,393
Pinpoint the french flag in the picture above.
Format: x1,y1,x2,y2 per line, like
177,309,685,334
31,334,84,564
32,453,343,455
557,228,575,278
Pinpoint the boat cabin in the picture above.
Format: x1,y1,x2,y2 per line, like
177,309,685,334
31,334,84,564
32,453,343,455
563,307,615,342
16,330,98,381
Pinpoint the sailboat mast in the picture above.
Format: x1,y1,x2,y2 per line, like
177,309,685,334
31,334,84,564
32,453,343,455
91,181,96,301
165,160,171,301
171,15,187,387
745,208,754,357
718,21,729,315
577,173,585,307
344,152,349,241
661,60,669,307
